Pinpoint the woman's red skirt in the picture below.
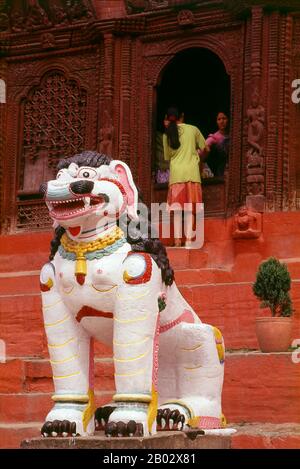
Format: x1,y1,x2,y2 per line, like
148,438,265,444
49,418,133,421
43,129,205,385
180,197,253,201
167,181,202,211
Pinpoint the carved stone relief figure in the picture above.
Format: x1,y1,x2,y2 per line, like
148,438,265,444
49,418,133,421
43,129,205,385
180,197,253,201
67,0,94,22
26,0,51,30
246,88,265,196
99,110,114,156
232,205,262,239
0,0,95,33
50,4,69,26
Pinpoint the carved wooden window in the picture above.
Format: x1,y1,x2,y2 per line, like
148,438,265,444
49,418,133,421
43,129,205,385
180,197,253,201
17,70,87,231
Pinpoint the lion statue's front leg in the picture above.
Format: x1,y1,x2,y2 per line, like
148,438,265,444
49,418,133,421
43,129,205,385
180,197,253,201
40,262,95,437
104,252,161,437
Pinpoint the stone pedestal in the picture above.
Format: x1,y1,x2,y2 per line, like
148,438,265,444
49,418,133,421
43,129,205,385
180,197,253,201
21,431,232,449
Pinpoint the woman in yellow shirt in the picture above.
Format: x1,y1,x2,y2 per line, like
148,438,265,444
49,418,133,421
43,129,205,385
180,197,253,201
163,107,206,247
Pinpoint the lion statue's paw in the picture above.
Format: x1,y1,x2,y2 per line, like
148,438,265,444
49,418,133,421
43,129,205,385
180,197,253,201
41,403,94,437
156,404,189,432
104,405,150,437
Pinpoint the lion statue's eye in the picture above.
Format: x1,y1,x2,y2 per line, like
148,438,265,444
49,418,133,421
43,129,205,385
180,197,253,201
56,170,64,180
77,167,98,179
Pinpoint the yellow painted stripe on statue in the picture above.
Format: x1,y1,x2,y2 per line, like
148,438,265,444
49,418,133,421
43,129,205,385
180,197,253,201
221,413,227,428
114,349,149,362
45,278,53,289
53,371,80,379
52,394,89,402
45,314,70,327
50,354,79,364
48,337,75,348
43,298,63,310
113,394,152,403
91,284,117,293
181,343,203,352
82,389,96,432
213,326,225,363
184,364,202,370
162,400,194,419
113,337,149,347
147,386,158,434
62,286,74,295
187,416,201,428
115,368,146,377
114,314,149,324
116,289,150,300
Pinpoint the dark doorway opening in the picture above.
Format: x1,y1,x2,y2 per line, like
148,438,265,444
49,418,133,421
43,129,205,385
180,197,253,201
153,48,231,218
156,47,230,136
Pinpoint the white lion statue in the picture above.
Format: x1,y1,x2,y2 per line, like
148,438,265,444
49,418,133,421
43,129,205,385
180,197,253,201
39,151,225,438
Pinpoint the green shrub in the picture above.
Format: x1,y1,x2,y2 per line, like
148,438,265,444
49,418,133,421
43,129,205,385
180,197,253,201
253,257,293,317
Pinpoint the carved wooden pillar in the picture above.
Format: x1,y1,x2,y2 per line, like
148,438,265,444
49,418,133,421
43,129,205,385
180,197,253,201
137,78,153,207
291,15,300,210
280,14,293,211
226,24,245,215
0,61,7,232
128,38,140,182
265,11,280,211
119,36,132,166
241,16,252,204
99,33,115,158
245,6,265,212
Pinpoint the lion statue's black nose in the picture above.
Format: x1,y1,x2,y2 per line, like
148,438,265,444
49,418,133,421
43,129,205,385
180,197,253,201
70,180,94,195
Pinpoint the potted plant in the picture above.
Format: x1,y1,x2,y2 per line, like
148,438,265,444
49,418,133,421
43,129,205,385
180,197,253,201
253,257,293,352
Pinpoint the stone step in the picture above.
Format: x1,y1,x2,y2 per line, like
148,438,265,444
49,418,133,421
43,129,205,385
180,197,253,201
0,232,51,273
0,423,41,449
231,423,300,449
0,281,299,353
21,431,232,449
1,422,300,449
1,353,299,425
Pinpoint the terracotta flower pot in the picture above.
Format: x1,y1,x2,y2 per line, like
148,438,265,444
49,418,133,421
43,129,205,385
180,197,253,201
255,317,293,352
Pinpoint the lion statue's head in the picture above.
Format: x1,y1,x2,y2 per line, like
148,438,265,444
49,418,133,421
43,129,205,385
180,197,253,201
41,150,174,286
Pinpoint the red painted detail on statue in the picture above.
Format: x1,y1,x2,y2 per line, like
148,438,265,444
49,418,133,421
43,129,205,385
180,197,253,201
124,252,152,284
100,177,127,216
193,416,221,429
40,282,51,292
152,316,160,390
76,306,113,323
68,226,81,237
89,338,94,390
76,273,86,285
159,310,194,334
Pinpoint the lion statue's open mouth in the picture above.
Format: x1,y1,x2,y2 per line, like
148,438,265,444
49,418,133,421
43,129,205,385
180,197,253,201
47,195,108,219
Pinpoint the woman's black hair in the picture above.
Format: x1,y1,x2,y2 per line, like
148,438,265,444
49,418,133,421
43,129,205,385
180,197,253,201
165,107,180,150
48,151,174,286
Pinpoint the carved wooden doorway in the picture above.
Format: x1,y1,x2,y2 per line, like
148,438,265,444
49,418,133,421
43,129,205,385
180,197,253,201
152,47,230,217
